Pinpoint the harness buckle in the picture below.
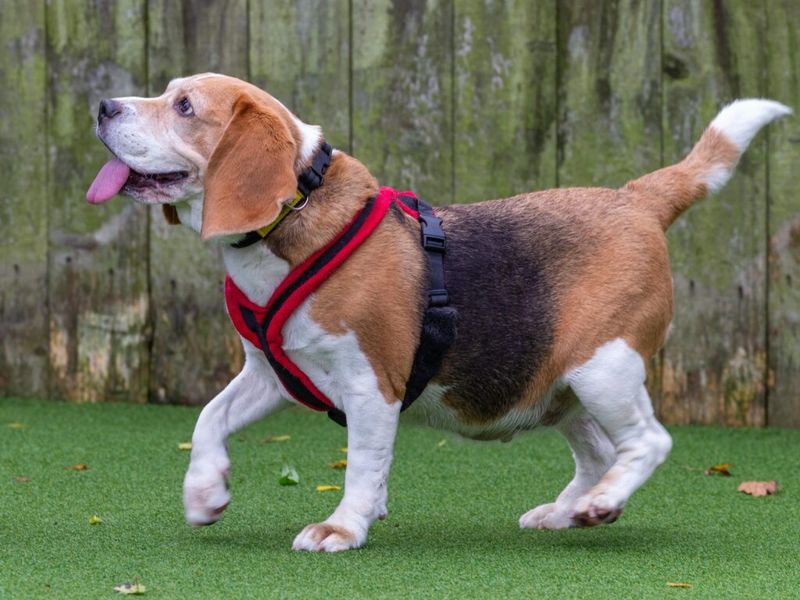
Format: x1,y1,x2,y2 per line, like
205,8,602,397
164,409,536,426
420,215,446,253
429,289,449,307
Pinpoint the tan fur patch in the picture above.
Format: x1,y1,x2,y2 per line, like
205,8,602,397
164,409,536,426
265,153,426,404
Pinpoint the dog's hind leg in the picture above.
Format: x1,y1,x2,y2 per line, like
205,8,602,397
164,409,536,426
565,338,672,526
183,352,287,527
519,411,616,529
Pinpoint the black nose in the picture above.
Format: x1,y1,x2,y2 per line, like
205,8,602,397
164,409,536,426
98,98,123,124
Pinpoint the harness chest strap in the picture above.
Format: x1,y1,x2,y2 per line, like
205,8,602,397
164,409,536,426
224,186,456,427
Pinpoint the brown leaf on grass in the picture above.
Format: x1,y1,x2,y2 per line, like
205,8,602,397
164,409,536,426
89,515,103,525
263,434,291,443
65,463,88,471
177,442,192,451
113,582,146,595
7,422,26,430
666,582,692,588
328,459,347,469
737,480,779,497
339,447,347,454
704,463,733,476
14,476,31,483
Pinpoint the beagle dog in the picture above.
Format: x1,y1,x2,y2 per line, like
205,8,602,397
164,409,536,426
87,73,790,552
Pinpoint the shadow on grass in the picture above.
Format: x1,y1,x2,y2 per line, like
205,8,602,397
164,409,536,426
188,515,705,558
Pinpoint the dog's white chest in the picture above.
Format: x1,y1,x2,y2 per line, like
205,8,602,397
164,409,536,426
223,244,378,411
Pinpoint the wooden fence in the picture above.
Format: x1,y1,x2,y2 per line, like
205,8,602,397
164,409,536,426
1,0,798,426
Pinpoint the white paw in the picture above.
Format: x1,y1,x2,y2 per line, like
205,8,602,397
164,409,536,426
519,502,575,530
572,491,624,527
183,460,231,527
292,522,365,552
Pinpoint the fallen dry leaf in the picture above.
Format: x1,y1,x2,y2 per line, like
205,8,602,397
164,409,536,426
316,484,341,492
113,582,146,595
328,459,347,470
666,582,692,589
737,480,779,497
14,476,30,483
177,442,192,451
65,463,89,471
263,434,291,443
704,463,733,476
89,515,103,525
7,422,26,430
339,447,348,454
436,439,447,448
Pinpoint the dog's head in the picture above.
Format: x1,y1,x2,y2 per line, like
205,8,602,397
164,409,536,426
87,73,321,240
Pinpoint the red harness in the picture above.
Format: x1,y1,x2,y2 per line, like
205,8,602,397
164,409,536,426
225,187,427,425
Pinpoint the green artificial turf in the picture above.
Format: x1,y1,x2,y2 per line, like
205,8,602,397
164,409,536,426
1,398,799,599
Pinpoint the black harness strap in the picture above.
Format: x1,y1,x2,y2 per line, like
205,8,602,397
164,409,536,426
396,195,457,412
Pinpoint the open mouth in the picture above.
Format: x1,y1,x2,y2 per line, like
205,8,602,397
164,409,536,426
86,157,189,204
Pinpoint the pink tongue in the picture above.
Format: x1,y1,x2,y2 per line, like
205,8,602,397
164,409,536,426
86,158,131,204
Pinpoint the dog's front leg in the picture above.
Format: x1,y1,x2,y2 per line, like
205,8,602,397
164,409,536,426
293,396,401,552
183,354,286,526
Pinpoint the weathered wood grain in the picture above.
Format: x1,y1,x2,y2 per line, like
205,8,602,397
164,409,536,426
249,0,351,151
453,0,558,201
557,0,662,188
351,0,454,204
0,0,49,397
766,1,800,427
45,0,149,403
556,0,663,407
147,0,249,404
661,0,768,425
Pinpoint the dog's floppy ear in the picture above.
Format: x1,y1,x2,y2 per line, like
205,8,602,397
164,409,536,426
201,95,297,240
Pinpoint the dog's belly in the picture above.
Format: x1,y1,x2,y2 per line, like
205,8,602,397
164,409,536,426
405,381,569,441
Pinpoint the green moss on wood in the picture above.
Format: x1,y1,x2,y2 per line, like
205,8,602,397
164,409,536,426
661,0,768,425
453,0,557,201
46,0,149,403
766,0,800,427
352,0,454,203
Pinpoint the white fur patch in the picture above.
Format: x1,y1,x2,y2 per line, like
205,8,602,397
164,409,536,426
710,99,792,153
292,116,323,166
703,99,792,193
563,338,671,522
406,382,563,441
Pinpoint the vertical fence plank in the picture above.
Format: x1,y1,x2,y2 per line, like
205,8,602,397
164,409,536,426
453,0,557,201
147,0,249,404
662,0,767,425
557,0,662,188
249,0,350,151
46,0,149,403
557,0,663,407
766,1,800,427
0,1,48,397
352,0,454,203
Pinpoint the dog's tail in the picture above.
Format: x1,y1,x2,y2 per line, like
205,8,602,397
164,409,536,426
626,99,791,230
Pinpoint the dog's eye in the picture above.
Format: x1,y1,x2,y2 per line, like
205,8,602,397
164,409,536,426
175,97,194,117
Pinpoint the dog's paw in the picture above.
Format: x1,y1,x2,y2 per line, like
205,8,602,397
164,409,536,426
292,522,364,552
519,502,575,530
183,461,231,527
571,492,624,527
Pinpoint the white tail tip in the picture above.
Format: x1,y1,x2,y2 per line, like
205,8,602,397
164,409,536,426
710,99,792,152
